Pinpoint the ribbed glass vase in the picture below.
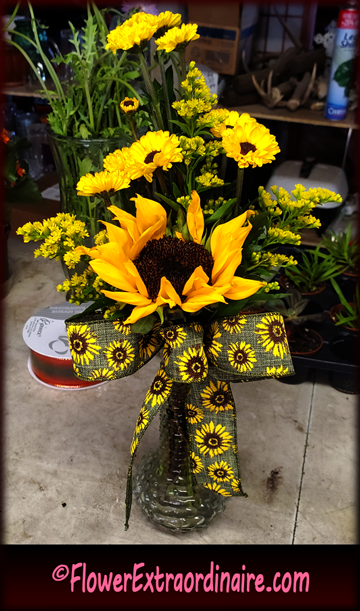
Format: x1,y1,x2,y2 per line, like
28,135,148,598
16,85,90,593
46,127,130,238
133,381,227,532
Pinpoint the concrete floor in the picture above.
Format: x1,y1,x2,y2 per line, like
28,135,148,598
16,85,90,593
3,237,358,544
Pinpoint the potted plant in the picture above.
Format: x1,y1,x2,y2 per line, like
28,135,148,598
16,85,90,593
328,278,359,393
320,224,359,276
329,278,359,331
280,244,343,295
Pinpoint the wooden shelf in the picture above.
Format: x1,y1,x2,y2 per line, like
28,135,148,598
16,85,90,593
223,104,359,130
3,82,54,98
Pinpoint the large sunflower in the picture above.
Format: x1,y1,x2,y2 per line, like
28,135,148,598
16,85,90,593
79,191,264,324
126,130,183,182
222,120,280,169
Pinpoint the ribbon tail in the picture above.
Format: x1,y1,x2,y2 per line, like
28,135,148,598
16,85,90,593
124,363,173,530
187,374,247,498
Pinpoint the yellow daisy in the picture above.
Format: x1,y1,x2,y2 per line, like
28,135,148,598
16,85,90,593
80,190,264,324
67,324,101,366
145,368,172,407
222,120,280,168
211,111,257,139
103,339,135,371
186,403,204,424
203,482,231,496
201,380,234,413
190,451,204,474
155,23,200,52
255,314,288,359
228,341,257,373
76,170,130,197
175,346,208,382
208,460,234,482
195,422,233,458
120,97,139,114
126,130,183,183
106,12,158,53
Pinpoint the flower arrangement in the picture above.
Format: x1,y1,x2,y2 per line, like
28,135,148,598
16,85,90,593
16,9,343,531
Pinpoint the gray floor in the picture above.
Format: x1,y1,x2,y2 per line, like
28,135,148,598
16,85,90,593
4,237,358,544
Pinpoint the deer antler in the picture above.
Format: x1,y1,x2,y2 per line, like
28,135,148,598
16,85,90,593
252,71,297,109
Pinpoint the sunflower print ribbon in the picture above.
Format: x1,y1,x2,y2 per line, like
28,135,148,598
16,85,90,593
65,312,294,529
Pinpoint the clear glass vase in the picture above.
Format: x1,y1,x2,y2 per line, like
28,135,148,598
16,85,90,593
46,127,130,238
133,381,227,533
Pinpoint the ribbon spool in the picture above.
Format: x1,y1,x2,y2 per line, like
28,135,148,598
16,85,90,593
23,302,106,390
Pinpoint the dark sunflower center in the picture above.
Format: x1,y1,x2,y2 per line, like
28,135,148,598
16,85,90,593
240,142,256,155
144,150,160,164
269,323,285,341
206,435,220,447
124,100,135,107
235,349,246,363
134,236,214,302
215,469,226,477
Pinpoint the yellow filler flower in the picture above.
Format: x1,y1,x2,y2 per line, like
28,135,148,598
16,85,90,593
120,97,139,114
126,130,183,182
155,23,200,52
76,170,131,197
222,120,280,169
81,191,264,324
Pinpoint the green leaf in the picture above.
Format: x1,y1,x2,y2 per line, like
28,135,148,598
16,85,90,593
172,182,181,200
123,71,140,79
78,157,94,176
155,192,179,211
79,123,91,140
334,59,354,96
130,314,158,334
204,198,236,225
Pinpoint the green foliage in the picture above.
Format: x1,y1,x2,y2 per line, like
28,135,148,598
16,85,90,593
3,134,42,219
285,244,342,292
265,289,325,327
330,278,360,329
320,225,359,274
334,59,354,97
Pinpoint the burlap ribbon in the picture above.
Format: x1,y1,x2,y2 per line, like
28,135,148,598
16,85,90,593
65,311,294,529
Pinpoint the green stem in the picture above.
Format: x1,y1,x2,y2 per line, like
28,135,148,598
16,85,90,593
84,79,95,132
155,168,168,195
129,118,138,141
5,2,21,28
157,51,172,133
138,51,164,130
179,49,187,83
234,167,244,218
96,81,112,134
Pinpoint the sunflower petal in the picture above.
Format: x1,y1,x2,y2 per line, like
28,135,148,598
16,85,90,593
157,276,182,307
125,302,159,324
187,190,204,244
223,277,265,300
90,259,138,292
132,194,167,235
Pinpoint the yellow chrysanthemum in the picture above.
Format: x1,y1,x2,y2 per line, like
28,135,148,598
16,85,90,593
76,170,130,197
222,120,280,169
126,130,183,182
211,111,257,139
155,11,182,32
79,190,264,324
103,148,131,173
120,97,139,114
155,23,200,52
106,12,158,52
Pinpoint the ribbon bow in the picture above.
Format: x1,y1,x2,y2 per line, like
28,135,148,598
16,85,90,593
65,311,294,529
